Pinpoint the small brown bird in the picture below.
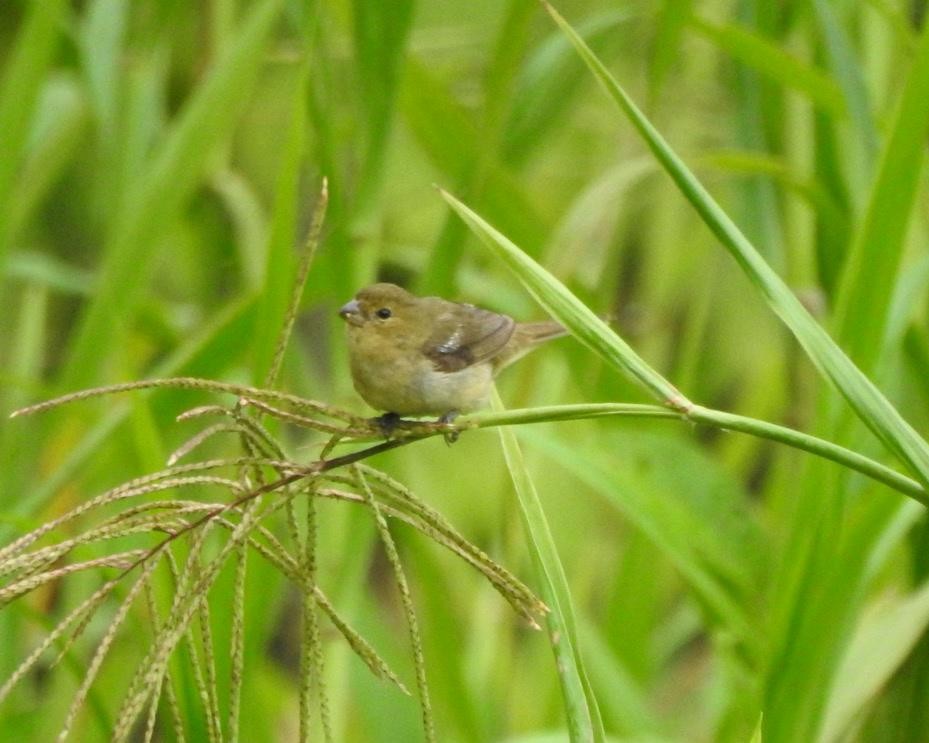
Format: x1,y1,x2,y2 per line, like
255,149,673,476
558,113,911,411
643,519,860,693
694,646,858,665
339,283,566,420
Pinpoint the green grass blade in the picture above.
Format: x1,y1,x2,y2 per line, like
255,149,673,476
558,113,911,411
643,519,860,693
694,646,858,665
250,64,308,385
648,0,693,103
417,0,537,298
820,578,929,742
0,284,49,519
810,0,879,161
699,149,845,228
542,1,929,490
579,618,663,737
502,10,632,166
403,59,549,257
692,18,845,117
351,0,415,223
5,76,89,248
726,8,785,270
79,0,128,142
528,429,757,652
437,189,684,408
1,297,256,538
61,0,284,391
494,392,604,743
0,0,67,266
812,107,853,297
832,18,929,372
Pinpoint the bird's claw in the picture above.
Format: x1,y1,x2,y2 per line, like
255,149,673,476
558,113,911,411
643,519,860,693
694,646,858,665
371,412,403,438
370,411,460,444
438,410,460,445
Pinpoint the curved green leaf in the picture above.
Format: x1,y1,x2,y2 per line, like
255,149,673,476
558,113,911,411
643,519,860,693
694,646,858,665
542,1,929,491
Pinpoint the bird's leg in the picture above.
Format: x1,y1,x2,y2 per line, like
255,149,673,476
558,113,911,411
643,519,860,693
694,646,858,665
371,411,403,438
438,410,460,445
370,411,460,443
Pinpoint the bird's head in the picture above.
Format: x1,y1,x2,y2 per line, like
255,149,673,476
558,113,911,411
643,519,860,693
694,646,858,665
338,283,423,341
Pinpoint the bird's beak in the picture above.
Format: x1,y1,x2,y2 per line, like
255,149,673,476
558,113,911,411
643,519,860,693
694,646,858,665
339,299,362,325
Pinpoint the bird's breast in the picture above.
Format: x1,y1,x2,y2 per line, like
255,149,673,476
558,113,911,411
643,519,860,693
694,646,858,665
348,342,492,416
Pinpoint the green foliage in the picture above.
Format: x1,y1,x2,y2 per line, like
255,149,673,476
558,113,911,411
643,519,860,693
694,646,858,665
3,0,929,741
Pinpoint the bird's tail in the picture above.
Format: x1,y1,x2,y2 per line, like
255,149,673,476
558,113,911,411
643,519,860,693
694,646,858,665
492,320,567,373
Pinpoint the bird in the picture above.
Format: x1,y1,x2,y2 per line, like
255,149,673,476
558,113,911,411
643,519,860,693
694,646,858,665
338,283,566,423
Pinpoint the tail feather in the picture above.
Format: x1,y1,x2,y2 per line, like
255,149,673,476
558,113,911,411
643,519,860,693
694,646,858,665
492,321,567,373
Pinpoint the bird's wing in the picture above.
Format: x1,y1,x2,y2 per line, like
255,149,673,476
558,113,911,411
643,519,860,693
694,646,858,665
422,305,515,372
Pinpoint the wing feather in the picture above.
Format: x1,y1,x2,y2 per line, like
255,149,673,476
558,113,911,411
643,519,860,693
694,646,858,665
423,306,515,372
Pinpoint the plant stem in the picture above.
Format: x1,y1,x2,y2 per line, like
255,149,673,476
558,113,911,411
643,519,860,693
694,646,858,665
461,404,927,505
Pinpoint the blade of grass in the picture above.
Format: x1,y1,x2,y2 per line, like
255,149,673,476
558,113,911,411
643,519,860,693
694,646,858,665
350,0,414,226
812,104,852,297
765,487,918,742
0,297,257,540
648,0,693,104
527,429,757,654
79,0,128,143
578,617,663,737
437,190,685,408
403,59,550,257
0,0,67,268
832,15,929,373
763,24,929,738
541,1,929,491
493,391,604,743
210,169,268,291
111,48,167,215
692,18,846,117
0,285,48,543
698,150,845,228
810,0,879,163
61,0,284,391
418,0,537,297
250,63,308,385
727,1,785,270
435,190,929,508
6,77,89,245
502,9,633,166
820,569,929,741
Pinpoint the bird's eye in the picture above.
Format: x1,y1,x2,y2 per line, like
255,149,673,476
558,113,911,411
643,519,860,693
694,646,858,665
375,307,392,319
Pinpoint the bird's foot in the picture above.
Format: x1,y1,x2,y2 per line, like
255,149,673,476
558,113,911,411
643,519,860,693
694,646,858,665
438,410,460,445
370,411,460,443
371,412,404,439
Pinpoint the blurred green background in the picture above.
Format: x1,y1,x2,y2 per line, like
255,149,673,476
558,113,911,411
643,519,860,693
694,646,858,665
2,0,929,740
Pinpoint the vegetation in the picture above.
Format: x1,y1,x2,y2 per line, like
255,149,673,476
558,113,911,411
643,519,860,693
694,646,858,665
2,0,929,741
